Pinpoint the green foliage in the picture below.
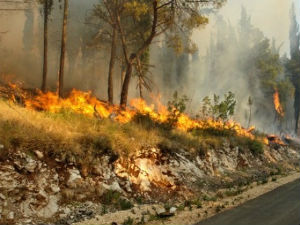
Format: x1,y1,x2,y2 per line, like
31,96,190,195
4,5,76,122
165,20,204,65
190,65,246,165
191,198,202,208
122,217,134,225
191,127,236,137
285,6,300,132
167,91,189,126
231,136,264,156
102,190,121,205
119,198,134,210
168,91,189,114
254,39,283,91
261,177,268,184
202,194,217,202
200,91,236,121
224,188,243,197
248,139,264,156
102,190,133,210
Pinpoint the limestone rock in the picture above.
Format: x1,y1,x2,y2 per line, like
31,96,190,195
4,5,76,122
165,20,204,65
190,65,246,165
67,169,82,188
169,207,177,214
24,158,37,173
35,150,44,159
8,211,14,220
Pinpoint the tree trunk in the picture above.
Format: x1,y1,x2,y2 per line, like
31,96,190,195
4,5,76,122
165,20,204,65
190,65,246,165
117,1,158,108
108,27,117,104
121,68,125,89
138,76,143,99
120,60,133,108
58,0,68,98
294,90,300,135
247,106,252,128
41,0,48,93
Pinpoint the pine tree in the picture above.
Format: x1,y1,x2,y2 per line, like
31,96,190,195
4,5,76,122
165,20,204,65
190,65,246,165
286,3,300,134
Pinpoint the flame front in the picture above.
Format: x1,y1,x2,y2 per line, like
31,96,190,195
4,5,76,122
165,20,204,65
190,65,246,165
273,89,284,117
13,88,256,139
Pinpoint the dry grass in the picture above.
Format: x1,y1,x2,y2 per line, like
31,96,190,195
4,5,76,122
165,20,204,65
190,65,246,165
0,98,263,169
0,99,162,164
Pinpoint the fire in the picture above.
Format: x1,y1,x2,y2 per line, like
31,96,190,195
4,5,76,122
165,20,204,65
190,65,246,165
6,84,256,139
273,89,284,117
25,89,112,118
266,134,286,146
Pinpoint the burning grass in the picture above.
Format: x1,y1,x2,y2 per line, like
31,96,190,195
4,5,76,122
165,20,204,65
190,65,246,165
0,99,160,162
0,84,273,170
5,83,255,138
0,97,266,169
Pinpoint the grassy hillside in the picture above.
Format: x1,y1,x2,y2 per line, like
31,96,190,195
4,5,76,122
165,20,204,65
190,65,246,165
0,98,265,170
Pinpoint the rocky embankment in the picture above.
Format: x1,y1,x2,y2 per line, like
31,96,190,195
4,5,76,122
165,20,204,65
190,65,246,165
0,140,299,225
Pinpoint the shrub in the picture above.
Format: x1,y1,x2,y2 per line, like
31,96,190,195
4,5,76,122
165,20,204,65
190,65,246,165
132,113,165,130
261,177,268,184
199,91,236,121
167,91,189,126
119,198,134,210
233,137,264,156
191,198,202,208
191,127,236,137
102,190,121,205
203,194,217,202
248,139,264,155
122,217,134,225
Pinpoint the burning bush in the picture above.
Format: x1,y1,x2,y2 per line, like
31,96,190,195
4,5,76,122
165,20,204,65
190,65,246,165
167,91,190,126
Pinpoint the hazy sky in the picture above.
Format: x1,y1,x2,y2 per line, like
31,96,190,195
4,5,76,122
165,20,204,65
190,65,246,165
222,0,298,54
194,0,299,55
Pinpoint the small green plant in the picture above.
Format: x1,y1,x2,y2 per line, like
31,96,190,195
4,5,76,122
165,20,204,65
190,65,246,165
164,203,171,211
203,194,217,202
122,217,134,225
261,177,268,184
225,188,243,197
136,196,144,205
199,91,236,121
101,205,107,215
184,200,192,207
233,137,264,156
248,139,264,155
272,177,277,182
177,204,185,211
102,190,121,205
167,91,189,126
119,198,134,210
192,199,202,208
148,214,160,221
137,215,145,225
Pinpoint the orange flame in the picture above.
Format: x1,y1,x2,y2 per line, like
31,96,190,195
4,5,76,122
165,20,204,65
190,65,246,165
266,134,285,146
6,85,256,139
273,89,284,117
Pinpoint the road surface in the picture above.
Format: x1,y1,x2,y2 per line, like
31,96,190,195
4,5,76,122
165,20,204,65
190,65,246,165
195,179,300,225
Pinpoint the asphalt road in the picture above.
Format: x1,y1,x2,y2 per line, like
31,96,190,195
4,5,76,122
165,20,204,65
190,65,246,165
195,179,300,225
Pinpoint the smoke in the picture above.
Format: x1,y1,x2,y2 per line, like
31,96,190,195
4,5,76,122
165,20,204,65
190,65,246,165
0,0,297,134
188,0,294,134
151,0,296,134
